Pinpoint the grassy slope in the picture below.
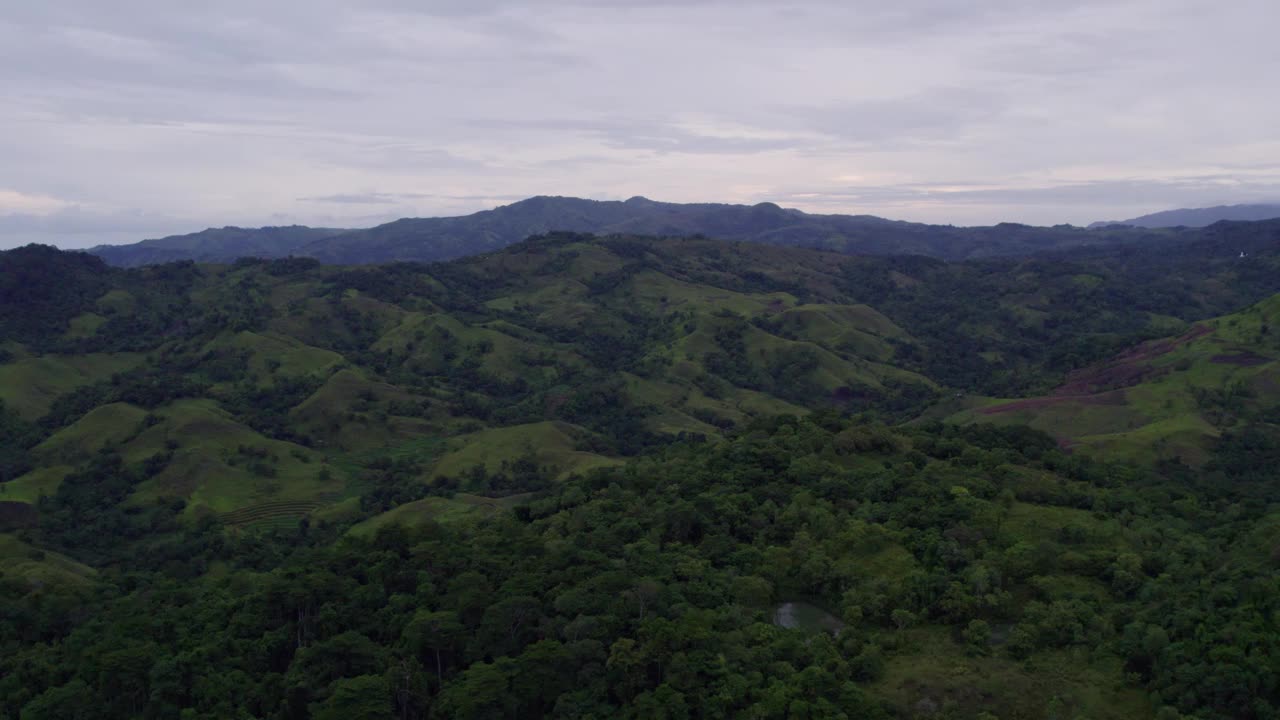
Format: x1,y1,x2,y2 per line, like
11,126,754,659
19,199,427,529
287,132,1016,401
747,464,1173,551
429,421,618,481
949,294,1280,463
0,533,97,590
125,399,346,520
0,353,143,419
346,493,534,537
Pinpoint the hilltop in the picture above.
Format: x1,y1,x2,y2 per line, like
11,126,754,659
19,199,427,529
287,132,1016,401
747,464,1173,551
87,195,1198,267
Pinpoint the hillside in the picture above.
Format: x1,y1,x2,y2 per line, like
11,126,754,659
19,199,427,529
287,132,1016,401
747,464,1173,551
946,293,1280,468
87,195,1199,267
1090,202,1280,228
3,232,1280,719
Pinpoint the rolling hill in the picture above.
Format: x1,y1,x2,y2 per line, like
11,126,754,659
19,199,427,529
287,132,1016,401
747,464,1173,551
4,226,1280,719
5,221,1280,527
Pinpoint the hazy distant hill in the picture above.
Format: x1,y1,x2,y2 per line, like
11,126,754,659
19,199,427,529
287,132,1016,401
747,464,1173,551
89,195,1179,267
88,225,347,267
1090,202,1280,228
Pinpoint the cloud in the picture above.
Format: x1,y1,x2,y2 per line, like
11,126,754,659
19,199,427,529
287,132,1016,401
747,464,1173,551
299,192,433,205
0,0,1278,239
0,190,73,214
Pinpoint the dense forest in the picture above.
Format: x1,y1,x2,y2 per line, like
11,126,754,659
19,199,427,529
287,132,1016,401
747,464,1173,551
2,224,1279,718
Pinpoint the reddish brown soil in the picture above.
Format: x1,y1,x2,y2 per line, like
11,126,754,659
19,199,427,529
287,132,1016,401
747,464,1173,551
1052,324,1213,396
979,390,1125,415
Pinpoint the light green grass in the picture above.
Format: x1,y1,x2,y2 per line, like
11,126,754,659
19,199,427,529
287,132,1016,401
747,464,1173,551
124,399,346,517
348,496,487,536
431,421,618,481
0,352,144,419
873,626,1152,720
348,492,534,537
215,330,344,382
627,270,797,317
772,304,907,361
34,402,150,463
947,296,1280,465
95,289,136,314
290,368,428,451
1,465,72,504
0,533,97,590
64,312,106,339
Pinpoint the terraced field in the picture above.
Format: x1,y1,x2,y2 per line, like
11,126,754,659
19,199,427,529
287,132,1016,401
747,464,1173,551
220,497,333,529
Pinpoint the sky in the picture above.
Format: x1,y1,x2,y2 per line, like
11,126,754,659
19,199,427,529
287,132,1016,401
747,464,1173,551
2,0,1279,249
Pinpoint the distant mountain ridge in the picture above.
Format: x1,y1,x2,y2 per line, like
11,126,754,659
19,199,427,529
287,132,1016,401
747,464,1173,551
1090,202,1280,229
89,225,347,267
90,195,1190,267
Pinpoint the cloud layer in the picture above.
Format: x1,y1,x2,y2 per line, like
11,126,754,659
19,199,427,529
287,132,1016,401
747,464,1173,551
2,0,1278,247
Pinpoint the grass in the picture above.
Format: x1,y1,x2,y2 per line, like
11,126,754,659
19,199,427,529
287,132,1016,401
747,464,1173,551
0,465,73,504
0,533,97,590
624,270,797,317
1003,501,1120,548
947,299,1280,465
347,496,488,536
123,399,347,517
347,492,533,537
773,303,908,361
430,421,618,481
95,289,136,314
215,330,344,383
872,625,1152,720
0,352,143,419
34,402,150,463
64,312,106,339
290,368,428,452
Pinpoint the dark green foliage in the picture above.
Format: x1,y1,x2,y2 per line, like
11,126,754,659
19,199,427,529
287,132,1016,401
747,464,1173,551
0,400,37,482
0,245,111,349
2,417,1276,719
221,375,326,444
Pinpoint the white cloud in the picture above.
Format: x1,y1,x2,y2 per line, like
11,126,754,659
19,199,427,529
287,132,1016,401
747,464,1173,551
0,190,73,214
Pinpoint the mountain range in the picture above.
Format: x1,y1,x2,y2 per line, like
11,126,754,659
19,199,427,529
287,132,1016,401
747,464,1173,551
1089,202,1280,229
89,195,1199,267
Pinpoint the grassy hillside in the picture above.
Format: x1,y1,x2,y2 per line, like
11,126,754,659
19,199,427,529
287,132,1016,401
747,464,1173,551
5,228,1280,532
949,293,1280,465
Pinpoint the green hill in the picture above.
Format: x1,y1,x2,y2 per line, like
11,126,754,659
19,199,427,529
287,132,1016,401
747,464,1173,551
948,294,1280,465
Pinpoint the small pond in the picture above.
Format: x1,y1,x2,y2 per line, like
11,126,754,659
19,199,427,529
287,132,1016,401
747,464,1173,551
773,601,846,635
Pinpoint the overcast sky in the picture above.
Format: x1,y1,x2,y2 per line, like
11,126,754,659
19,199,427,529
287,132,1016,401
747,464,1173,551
2,0,1279,248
